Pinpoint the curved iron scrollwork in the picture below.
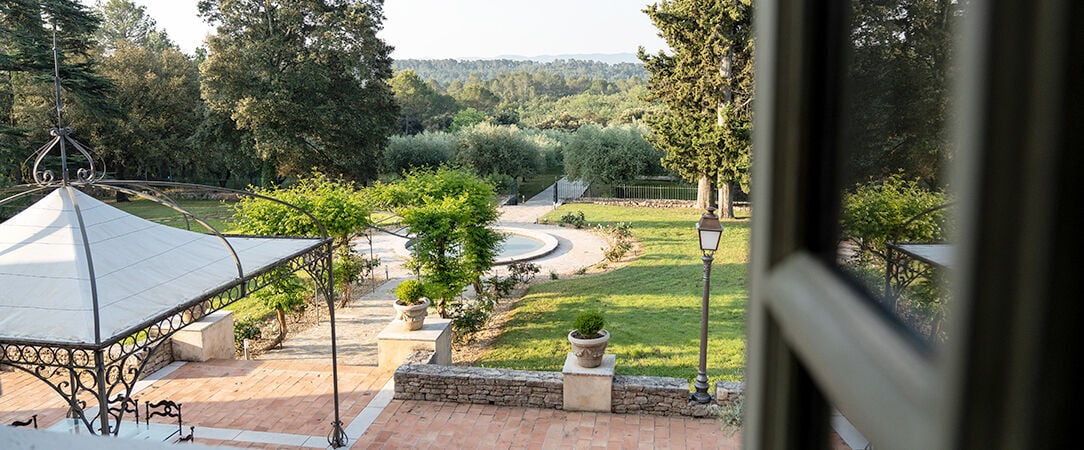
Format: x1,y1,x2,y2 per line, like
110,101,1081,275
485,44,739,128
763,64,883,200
23,127,105,187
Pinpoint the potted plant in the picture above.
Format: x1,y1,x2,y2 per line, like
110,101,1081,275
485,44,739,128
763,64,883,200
568,311,610,368
393,279,429,331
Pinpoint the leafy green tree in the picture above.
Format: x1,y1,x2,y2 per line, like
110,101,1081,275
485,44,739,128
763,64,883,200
640,0,753,217
233,173,373,306
94,0,173,54
198,0,398,183
454,123,540,181
187,104,260,187
249,269,308,347
843,0,962,186
563,124,663,185
454,81,500,111
382,131,454,175
448,107,487,133
90,42,200,184
233,173,372,247
841,173,949,262
375,167,502,317
1,0,117,178
839,174,950,339
389,69,457,134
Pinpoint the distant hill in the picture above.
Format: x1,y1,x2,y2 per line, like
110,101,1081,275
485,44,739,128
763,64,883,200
393,57,647,85
492,53,643,64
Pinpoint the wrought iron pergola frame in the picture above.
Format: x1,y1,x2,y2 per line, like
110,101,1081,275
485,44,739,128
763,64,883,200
0,180,349,447
881,202,955,307
0,28,350,445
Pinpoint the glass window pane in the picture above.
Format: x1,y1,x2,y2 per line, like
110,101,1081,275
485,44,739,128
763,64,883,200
835,0,965,345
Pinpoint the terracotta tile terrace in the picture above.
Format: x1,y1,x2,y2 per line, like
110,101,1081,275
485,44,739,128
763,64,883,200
2,358,738,449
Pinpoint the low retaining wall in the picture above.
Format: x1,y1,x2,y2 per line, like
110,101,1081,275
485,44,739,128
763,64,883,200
576,198,696,208
394,363,563,409
394,354,744,417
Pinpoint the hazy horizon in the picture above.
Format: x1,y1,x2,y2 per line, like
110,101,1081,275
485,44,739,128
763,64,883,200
77,0,667,61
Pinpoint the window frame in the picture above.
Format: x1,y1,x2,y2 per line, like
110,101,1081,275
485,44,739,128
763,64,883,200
746,0,1081,448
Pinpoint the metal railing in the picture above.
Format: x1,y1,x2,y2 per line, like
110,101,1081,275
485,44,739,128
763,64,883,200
584,183,699,200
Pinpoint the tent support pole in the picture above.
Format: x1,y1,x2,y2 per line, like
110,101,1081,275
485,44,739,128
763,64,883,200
325,244,347,447
95,349,110,435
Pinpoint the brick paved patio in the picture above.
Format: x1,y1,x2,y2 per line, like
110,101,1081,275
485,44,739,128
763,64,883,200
2,358,741,449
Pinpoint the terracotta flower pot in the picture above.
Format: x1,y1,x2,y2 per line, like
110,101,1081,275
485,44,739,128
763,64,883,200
393,297,430,331
568,329,610,368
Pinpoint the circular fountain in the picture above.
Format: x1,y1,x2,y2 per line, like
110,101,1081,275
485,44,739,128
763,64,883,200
492,226,560,265
398,226,559,265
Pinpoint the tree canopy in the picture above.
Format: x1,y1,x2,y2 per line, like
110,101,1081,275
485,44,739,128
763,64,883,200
639,0,753,214
375,167,502,317
454,123,541,180
198,0,398,183
563,124,663,185
842,0,962,186
1,0,116,179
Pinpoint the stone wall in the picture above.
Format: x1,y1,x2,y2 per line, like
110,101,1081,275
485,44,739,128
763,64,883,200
393,359,745,417
141,344,174,377
394,363,563,409
575,198,696,208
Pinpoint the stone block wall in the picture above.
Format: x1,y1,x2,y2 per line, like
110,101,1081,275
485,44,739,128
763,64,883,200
394,359,746,417
575,198,696,208
141,344,174,376
394,363,563,409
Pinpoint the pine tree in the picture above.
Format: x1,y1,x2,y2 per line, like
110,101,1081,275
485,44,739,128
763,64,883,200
639,0,753,217
1,0,116,179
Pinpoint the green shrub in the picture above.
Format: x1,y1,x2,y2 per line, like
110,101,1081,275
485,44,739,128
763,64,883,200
560,210,587,228
449,296,497,344
233,317,262,347
395,279,426,305
841,173,949,261
573,311,606,338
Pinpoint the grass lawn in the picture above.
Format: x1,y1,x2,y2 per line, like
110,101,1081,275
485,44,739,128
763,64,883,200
111,197,237,232
476,204,750,385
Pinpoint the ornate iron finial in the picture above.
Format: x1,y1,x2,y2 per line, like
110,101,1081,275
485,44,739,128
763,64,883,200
25,24,103,186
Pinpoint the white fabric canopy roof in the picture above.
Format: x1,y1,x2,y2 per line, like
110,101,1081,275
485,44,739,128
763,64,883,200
0,187,321,346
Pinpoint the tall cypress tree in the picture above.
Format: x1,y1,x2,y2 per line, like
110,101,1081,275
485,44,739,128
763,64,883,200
639,0,753,217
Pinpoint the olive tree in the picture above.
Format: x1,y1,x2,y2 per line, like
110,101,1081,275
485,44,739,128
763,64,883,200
563,124,663,185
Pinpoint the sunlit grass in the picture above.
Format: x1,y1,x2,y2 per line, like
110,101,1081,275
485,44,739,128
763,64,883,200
476,204,750,384
111,197,237,232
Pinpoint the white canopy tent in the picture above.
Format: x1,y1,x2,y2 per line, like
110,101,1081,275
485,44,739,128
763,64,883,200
0,187,321,346
0,183,342,441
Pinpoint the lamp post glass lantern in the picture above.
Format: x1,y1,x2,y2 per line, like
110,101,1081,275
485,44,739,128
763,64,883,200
693,207,723,403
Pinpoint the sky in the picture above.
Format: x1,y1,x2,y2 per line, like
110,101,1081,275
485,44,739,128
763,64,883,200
80,0,667,60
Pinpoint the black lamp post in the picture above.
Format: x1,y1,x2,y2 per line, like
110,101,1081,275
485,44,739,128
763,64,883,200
693,207,723,403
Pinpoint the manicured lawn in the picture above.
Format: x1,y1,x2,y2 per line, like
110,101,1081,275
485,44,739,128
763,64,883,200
476,204,749,385
111,197,237,232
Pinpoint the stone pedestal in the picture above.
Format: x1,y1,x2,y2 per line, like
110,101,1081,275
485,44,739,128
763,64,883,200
562,353,615,412
377,318,452,369
172,310,235,362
